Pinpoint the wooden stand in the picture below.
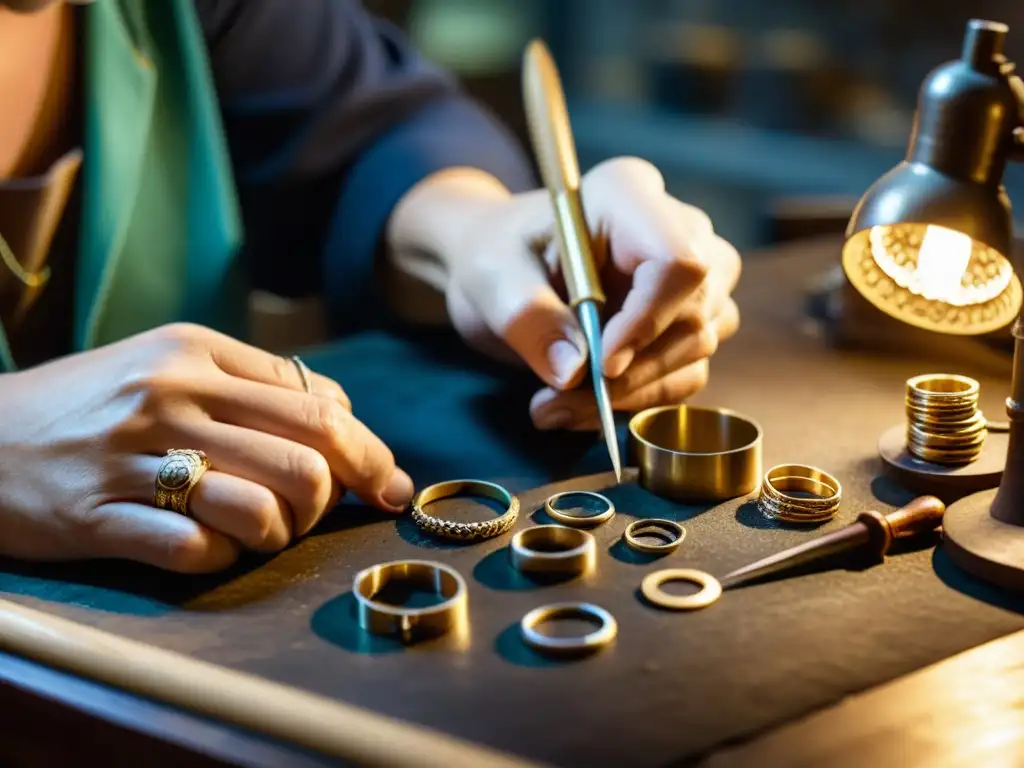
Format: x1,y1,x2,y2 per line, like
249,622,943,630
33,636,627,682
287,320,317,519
878,423,1007,502
944,488,1024,591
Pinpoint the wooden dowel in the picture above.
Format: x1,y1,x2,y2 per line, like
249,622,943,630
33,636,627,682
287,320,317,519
0,597,540,767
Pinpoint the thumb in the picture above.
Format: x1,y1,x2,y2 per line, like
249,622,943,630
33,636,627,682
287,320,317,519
457,242,588,390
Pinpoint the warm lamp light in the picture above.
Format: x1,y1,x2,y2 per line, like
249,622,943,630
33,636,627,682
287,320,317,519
842,19,1024,591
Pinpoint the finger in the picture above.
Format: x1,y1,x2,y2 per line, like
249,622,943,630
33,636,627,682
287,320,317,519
454,240,588,390
713,297,740,343
531,359,710,431
87,501,240,574
605,319,718,395
202,331,351,409
154,420,338,536
701,236,742,322
134,458,293,552
195,380,412,514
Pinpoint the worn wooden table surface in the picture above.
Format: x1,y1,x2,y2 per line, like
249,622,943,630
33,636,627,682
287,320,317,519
2,236,1024,767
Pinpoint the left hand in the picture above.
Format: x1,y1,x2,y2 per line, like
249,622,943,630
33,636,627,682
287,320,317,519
446,156,741,431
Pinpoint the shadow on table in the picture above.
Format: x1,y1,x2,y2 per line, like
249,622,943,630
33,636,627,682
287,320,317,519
0,502,388,617
933,548,1024,616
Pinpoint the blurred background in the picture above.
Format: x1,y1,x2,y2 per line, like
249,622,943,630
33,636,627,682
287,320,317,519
366,0,1024,253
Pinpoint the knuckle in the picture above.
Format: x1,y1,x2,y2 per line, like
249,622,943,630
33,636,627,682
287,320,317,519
163,529,217,573
310,396,348,440
149,322,211,349
286,446,333,502
695,325,719,360
247,491,287,550
588,156,663,188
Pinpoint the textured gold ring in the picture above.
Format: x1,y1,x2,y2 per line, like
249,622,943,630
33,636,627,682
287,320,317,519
154,449,210,516
411,479,519,542
641,569,722,611
510,525,596,577
544,491,615,527
520,602,617,657
289,355,313,394
623,519,686,555
758,464,842,523
353,560,468,643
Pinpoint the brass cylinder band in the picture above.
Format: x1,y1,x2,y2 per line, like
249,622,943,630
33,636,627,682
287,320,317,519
353,560,468,643
905,373,987,465
543,491,615,527
509,525,596,577
411,479,519,542
623,519,686,555
758,464,842,524
520,602,617,657
629,405,762,502
640,569,722,611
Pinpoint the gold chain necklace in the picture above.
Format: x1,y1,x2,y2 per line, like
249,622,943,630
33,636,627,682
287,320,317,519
0,229,50,288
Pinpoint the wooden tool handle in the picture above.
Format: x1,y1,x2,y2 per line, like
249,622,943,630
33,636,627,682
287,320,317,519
521,39,604,308
0,597,534,767
885,495,946,538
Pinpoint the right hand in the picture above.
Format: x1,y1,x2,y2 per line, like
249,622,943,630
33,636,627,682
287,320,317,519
0,323,414,573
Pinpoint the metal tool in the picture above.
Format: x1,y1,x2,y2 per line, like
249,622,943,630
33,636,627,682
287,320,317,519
522,40,621,483
720,495,946,589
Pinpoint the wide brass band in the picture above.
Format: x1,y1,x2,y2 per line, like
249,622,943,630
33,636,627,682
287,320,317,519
411,480,519,542
519,602,617,657
629,405,762,502
510,525,596,577
758,464,842,523
353,559,468,643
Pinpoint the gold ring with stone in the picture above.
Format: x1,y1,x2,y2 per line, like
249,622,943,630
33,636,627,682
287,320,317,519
289,355,313,394
154,449,211,516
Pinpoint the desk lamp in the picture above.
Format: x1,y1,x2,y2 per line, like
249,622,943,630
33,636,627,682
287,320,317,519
842,19,1024,591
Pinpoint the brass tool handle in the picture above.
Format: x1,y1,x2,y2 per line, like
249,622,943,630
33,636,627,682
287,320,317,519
522,39,604,308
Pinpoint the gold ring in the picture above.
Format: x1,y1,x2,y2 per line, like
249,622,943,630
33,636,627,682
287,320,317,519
289,355,313,394
353,559,468,643
154,449,210,516
758,463,842,523
411,479,519,541
623,519,686,555
509,525,596,577
543,491,615,527
520,602,617,657
640,569,722,611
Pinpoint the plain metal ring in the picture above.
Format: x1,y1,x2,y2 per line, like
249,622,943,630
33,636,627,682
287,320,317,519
520,602,617,657
288,355,313,394
543,491,615,527
353,559,468,643
640,568,722,611
509,525,596,577
623,519,686,555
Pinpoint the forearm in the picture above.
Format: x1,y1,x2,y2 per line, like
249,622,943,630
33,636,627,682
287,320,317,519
383,168,510,323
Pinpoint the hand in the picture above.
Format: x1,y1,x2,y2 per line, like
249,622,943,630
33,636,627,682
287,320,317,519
445,157,741,430
0,324,413,573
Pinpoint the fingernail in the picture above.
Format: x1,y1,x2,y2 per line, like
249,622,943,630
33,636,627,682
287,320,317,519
605,348,634,378
548,339,584,387
535,409,573,430
382,468,414,510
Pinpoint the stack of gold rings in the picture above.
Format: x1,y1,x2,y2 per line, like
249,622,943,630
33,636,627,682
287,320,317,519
905,373,987,465
758,464,842,523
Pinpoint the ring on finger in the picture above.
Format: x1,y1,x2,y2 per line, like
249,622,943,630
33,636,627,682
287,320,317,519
154,449,211,516
289,355,313,394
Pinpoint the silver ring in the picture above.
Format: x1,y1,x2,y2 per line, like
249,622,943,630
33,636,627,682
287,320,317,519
411,479,519,541
509,525,596,577
544,491,615,527
353,559,468,643
623,519,686,555
289,355,313,394
520,602,617,657
640,568,722,611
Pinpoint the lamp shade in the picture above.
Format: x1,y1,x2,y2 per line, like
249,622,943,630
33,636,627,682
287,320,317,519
842,19,1024,335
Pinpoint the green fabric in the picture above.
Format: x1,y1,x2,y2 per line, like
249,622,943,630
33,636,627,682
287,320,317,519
0,0,244,374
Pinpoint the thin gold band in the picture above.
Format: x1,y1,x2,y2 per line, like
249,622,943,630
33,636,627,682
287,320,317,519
543,491,615,527
623,519,686,554
520,602,617,657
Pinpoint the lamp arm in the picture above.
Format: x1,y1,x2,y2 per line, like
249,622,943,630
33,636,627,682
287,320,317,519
1007,71,1024,162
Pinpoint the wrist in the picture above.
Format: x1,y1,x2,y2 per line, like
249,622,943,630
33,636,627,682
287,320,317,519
386,168,512,290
